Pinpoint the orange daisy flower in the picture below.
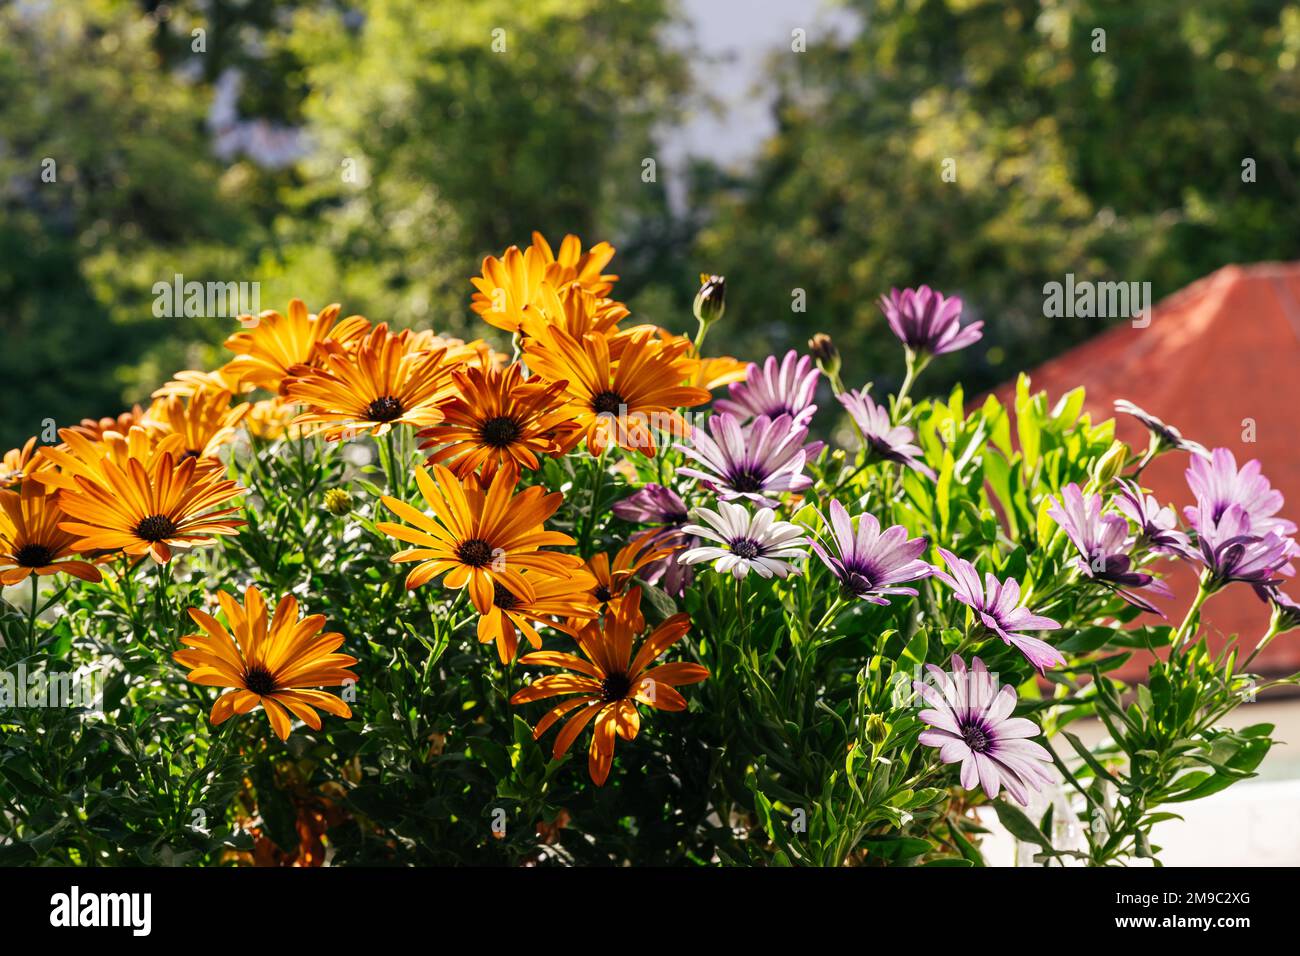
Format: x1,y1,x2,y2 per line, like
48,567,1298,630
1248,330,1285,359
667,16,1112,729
67,406,148,442
530,232,618,296
510,587,708,785
222,299,370,395
152,367,246,400
285,324,455,440
517,281,650,355
523,327,710,456
144,387,249,461
585,534,678,609
32,426,184,494
174,586,357,741
416,363,579,481
58,452,244,563
1,437,40,489
470,243,548,334
477,567,600,664
375,464,581,611
0,481,101,585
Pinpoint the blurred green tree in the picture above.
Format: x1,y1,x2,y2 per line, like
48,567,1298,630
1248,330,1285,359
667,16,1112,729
691,0,1300,398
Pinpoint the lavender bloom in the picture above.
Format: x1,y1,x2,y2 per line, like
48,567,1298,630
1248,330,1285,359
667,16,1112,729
1192,504,1297,590
1184,448,1298,589
1114,400,1210,459
1185,448,1296,539
1114,479,1195,559
1047,483,1174,614
612,484,689,526
880,285,983,358
676,413,813,507
811,500,933,604
679,502,811,579
838,389,936,480
914,655,1053,807
934,549,1064,671
612,485,694,597
715,350,819,427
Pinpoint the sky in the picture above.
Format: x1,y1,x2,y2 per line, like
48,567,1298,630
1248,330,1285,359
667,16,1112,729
660,0,860,207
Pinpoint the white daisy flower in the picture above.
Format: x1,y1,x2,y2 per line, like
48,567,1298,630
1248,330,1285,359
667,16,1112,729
678,501,811,579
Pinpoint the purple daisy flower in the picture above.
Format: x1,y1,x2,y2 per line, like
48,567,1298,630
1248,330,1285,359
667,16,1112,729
612,485,695,597
715,350,820,427
1184,448,1298,590
837,389,936,479
811,500,933,604
676,413,813,507
1114,399,1210,459
933,549,1064,671
612,484,689,526
914,655,1053,807
1047,483,1174,614
880,285,983,358
1185,448,1296,539
1192,505,1297,590
1114,479,1195,559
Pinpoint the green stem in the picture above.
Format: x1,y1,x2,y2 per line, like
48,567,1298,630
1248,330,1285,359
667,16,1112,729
1171,574,1213,654
26,574,39,655
578,449,608,554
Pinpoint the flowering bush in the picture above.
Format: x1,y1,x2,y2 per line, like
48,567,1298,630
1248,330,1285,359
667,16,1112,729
2,234,1297,867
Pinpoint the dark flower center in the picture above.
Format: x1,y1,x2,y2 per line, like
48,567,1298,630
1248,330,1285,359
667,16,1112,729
243,664,277,696
592,391,625,415
961,723,991,753
492,580,520,610
730,538,760,560
479,415,522,448
729,468,766,493
14,543,55,568
456,538,495,568
593,584,612,603
600,672,632,702
366,395,405,422
134,514,178,542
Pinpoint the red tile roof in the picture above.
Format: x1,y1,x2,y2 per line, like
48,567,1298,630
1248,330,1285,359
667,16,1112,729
990,263,1300,677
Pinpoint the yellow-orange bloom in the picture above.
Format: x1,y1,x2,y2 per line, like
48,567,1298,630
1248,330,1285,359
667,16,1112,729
174,586,357,741
376,464,581,611
0,481,101,585
285,324,454,440
585,535,677,610
510,587,707,785
523,327,710,456
1,437,40,489
531,232,618,297
144,388,249,461
476,568,600,664
222,299,370,395
58,453,243,564
471,233,619,334
417,363,579,481
32,426,184,494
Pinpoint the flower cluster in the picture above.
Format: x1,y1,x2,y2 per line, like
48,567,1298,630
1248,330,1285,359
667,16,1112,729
4,232,1296,862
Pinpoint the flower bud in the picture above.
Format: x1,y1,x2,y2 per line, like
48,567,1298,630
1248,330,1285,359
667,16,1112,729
693,274,726,327
1092,441,1128,485
808,333,841,378
323,488,352,516
865,713,889,746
